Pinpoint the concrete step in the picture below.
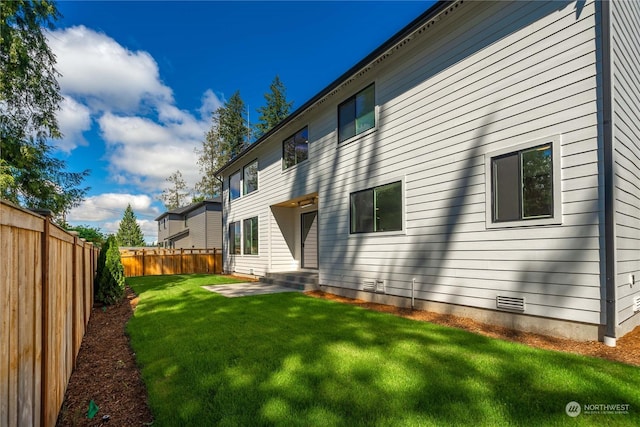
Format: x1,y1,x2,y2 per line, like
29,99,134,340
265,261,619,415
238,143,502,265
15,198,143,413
261,271,319,291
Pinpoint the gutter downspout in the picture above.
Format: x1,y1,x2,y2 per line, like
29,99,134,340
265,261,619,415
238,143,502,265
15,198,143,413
601,0,617,347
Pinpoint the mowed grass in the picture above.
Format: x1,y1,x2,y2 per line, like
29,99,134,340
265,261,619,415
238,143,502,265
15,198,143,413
126,274,640,426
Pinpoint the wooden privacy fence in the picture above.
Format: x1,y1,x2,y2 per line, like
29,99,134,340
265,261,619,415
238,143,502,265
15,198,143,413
119,247,222,277
1,200,99,427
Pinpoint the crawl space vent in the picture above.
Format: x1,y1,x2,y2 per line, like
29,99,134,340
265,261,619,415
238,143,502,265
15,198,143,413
363,280,385,293
496,296,525,312
634,296,640,313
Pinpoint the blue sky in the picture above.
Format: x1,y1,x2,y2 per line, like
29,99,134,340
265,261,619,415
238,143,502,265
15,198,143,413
50,0,434,243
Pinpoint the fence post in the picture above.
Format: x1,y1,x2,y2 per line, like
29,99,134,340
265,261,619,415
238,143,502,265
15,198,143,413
40,214,50,427
71,234,78,369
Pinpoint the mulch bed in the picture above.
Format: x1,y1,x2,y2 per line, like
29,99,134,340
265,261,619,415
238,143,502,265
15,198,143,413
57,287,639,426
56,287,153,427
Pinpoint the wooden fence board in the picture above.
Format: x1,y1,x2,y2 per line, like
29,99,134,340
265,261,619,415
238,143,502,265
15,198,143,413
0,200,98,427
120,248,222,277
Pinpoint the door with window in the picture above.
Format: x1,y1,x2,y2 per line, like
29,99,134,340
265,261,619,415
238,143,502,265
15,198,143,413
301,211,318,269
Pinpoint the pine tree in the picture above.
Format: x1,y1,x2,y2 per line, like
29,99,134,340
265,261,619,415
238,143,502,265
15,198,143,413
116,204,145,247
255,75,293,139
1,0,89,219
195,113,223,198
159,170,189,209
218,91,249,159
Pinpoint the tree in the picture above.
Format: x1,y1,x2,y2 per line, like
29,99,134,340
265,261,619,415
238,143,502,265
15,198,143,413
254,75,293,139
116,204,145,247
64,224,106,246
94,235,125,305
218,91,249,159
159,170,188,210
194,114,223,198
0,0,89,219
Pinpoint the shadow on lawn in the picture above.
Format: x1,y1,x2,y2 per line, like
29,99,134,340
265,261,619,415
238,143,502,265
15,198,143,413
126,277,640,426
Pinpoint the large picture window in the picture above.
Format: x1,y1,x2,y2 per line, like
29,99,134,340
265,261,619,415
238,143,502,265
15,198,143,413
350,181,402,233
229,221,241,255
492,144,553,222
229,170,241,201
338,84,375,143
243,160,258,195
283,127,308,169
243,217,259,255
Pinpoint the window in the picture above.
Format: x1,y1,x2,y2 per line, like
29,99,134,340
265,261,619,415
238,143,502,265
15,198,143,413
243,217,258,255
338,84,375,142
229,170,241,200
243,160,258,195
486,136,561,228
492,144,553,222
283,127,309,169
350,181,402,233
229,221,241,255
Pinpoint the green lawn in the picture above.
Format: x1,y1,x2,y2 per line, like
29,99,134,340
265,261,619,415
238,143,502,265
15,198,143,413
126,274,640,426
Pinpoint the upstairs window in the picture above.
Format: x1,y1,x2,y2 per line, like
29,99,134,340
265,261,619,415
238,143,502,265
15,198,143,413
283,127,309,169
338,84,375,142
350,181,402,234
229,170,241,201
243,160,258,195
492,144,553,222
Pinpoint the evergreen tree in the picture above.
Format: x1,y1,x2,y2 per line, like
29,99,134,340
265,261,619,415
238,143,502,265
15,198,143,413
1,0,89,219
255,75,293,139
116,204,145,247
218,91,249,159
159,170,189,209
195,114,223,198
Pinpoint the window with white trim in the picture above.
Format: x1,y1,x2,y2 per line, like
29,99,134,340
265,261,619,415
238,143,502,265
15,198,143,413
350,181,402,233
486,136,561,227
229,221,241,255
243,160,258,195
229,170,241,201
338,84,375,143
283,127,308,169
243,217,258,255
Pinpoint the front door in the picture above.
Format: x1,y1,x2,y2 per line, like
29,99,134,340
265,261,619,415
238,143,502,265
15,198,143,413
301,211,318,269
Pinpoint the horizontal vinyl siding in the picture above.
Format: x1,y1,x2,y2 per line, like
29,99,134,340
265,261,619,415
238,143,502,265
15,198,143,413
207,211,222,249
221,0,604,325
612,0,640,324
318,0,603,325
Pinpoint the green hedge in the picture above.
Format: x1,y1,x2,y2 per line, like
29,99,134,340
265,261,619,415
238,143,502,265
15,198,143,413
94,235,125,305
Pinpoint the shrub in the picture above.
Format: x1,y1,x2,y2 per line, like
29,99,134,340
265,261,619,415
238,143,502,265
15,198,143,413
94,235,125,305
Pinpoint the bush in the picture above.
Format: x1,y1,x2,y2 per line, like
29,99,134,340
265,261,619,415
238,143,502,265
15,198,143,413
94,235,125,305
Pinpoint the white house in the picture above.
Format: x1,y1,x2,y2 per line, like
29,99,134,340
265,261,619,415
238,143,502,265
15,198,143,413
215,0,640,345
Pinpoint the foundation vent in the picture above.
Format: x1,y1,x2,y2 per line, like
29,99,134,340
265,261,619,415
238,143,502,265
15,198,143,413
363,280,376,292
634,296,640,312
496,296,525,312
363,280,386,293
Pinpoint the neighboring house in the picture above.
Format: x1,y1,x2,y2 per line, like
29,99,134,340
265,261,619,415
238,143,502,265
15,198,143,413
155,199,222,249
215,0,640,344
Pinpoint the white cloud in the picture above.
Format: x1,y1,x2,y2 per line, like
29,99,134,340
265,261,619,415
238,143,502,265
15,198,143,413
47,24,218,193
68,193,159,222
98,112,204,190
48,25,173,112
199,89,224,118
55,96,92,152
